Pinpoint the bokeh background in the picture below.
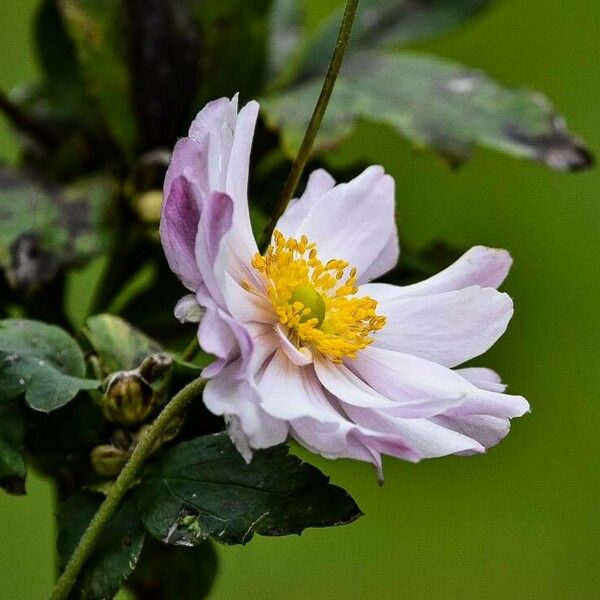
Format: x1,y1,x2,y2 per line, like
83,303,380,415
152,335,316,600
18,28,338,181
1,0,599,598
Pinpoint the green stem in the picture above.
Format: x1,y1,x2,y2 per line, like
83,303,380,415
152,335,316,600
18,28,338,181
257,0,360,250
181,336,200,362
48,377,207,600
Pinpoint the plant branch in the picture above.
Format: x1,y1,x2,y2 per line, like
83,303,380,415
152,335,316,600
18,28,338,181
181,336,200,362
257,0,360,250
48,376,207,600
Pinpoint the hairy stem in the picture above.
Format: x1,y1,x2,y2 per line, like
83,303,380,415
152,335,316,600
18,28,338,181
181,336,200,362
48,377,207,600
258,0,360,250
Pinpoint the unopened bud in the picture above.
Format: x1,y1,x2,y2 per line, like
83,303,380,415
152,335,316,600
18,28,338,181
133,189,163,224
139,352,172,383
101,371,153,425
91,444,129,477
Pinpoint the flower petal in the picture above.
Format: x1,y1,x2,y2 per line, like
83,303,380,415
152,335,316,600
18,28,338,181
203,359,289,458
352,346,529,419
361,246,512,302
431,414,510,452
368,286,514,367
277,166,398,282
159,176,201,290
456,367,507,393
275,169,336,239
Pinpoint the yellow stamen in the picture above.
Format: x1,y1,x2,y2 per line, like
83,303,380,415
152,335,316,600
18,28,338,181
249,230,386,362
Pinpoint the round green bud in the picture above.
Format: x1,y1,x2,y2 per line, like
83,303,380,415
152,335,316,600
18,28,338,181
101,371,153,426
289,285,326,327
90,444,129,477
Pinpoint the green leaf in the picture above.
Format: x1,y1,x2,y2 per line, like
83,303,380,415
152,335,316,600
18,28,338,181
262,51,593,170
57,492,145,600
136,433,362,546
0,168,118,293
126,538,218,600
269,0,492,88
26,393,105,476
84,314,162,375
192,0,271,102
59,0,137,159
0,319,98,412
0,399,26,495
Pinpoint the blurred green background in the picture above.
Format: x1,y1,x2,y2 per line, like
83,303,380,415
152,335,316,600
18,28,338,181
1,0,599,598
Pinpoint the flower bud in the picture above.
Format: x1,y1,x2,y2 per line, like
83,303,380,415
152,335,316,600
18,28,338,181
133,189,163,224
101,371,153,426
139,352,173,383
90,444,129,477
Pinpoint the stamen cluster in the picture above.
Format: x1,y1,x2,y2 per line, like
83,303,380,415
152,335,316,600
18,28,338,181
250,231,386,362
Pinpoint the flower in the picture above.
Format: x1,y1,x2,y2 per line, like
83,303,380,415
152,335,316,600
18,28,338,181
160,96,529,477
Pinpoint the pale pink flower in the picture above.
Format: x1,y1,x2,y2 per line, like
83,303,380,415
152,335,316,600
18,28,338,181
160,96,529,476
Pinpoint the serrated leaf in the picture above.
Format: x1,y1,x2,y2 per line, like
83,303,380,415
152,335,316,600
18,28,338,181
126,538,218,600
0,168,118,293
269,0,492,88
59,0,137,159
84,314,162,375
0,399,26,495
262,51,593,170
57,492,145,600
136,433,362,546
0,319,98,412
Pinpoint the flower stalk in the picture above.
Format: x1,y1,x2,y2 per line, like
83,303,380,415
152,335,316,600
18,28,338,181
258,0,360,250
48,376,207,600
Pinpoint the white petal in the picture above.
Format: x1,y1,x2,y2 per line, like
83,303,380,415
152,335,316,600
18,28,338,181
313,355,401,409
352,346,529,419
275,169,336,239
455,367,507,393
361,246,512,302
369,286,514,367
281,166,398,282
203,359,289,454
275,324,313,366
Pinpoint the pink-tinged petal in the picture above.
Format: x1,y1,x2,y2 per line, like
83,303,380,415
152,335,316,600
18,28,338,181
275,169,336,239
313,355,401,409
174,294,205,323
188,97,231,143
456,367,507,393
159,176,201,290
275,324,313,366
259,353,336,421
370,286,513,367
352,346,529,419
359,229,400,284
343,404,485,459
361,246,512,302
164,138,209,202
280,166,398,282
196,286,253,378
432,415,510,452
220,273,274,324
203,359,289,459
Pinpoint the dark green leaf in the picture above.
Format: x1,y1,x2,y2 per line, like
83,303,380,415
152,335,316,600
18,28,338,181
84,314,162,375
59,0,137,158
0,168,118,293
126,0,201,149
126,538,218,600
57,492,145,600
269,0,492,88
26,393,105,477
0,399,26,495
263,51,593,170
136,433,362,546
0,319,98,412
193,0,271,102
